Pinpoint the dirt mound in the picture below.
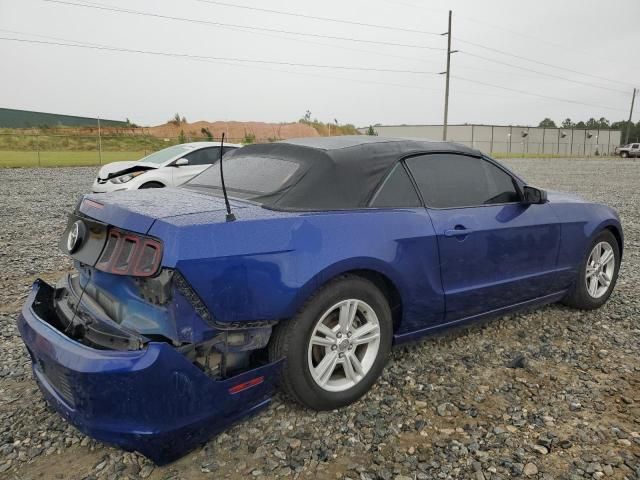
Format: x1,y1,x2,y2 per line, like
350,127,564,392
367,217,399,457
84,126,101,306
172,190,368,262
147,121,319,142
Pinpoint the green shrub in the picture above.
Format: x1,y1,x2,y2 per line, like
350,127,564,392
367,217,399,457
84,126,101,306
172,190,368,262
242,132,256,144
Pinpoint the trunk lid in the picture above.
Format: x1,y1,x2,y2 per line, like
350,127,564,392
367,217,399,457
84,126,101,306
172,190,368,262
79,188,252,233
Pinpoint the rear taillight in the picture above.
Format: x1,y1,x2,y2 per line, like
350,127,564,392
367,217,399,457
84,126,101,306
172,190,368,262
96,228,162,277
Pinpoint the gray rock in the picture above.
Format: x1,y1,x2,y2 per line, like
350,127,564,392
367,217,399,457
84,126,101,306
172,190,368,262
524,463,539,476
569,402,582,411
533,445,549,455
139,465,154,478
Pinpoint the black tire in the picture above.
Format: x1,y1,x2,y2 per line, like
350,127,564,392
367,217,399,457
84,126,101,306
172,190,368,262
562,230,620,310
621,151,628,158
139,181,165,189
268,275,392,410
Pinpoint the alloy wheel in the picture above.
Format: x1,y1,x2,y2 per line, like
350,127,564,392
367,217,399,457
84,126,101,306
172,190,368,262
585,241,616,299
307,299,381,392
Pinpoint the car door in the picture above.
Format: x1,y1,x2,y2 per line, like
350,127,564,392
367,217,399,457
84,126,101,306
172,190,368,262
631,143,640,157
405,153,562,322
171,147,221,186
369,163,445,330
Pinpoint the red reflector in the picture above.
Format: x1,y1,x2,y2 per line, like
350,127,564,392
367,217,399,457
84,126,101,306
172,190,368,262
228,376,264,395
82,199,104,209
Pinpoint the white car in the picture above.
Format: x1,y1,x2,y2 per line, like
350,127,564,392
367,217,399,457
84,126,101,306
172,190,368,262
92,142,241,193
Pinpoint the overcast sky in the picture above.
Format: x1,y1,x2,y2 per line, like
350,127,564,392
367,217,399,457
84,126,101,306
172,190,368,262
1,0,638,127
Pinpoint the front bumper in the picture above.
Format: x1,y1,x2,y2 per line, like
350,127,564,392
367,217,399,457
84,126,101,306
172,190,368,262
17,279,282,464
91,179,128,193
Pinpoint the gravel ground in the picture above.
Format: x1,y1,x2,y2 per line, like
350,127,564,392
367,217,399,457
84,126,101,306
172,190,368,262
0,158,639,480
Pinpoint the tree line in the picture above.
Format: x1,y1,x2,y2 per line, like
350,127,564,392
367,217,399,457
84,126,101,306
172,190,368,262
538,117,640,143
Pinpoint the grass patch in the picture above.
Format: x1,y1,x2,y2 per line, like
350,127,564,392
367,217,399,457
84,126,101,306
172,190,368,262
0,132,174,152
0,151,146,168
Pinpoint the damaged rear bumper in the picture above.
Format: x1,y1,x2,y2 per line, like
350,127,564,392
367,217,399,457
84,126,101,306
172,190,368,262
17,279,283,464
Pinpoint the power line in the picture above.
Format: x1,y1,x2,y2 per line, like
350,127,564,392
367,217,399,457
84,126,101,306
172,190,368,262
4,30,626,114
0,28,434,91
5,29,631,121
382,0,637,89
0,36,440,74
194,0,638,91
39,0,636,94
384,0,624,66
456,38,636,89
192,0,442,36
8,28,616,110
455,17,617,66
0,29,488,101
459,51,629,95
41,0,445,51
453,75,628,112
34,0,448,73
5,28,485,103
0,28,104,46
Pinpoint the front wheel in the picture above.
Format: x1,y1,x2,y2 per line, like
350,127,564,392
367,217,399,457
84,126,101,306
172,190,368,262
269,275,392,410
562,230,620,310
621,151,628,158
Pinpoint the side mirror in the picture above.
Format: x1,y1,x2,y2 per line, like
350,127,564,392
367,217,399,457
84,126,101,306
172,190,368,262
174,158,189,167
522,185,547,204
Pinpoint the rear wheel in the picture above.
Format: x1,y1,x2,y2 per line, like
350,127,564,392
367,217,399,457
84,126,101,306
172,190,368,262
562,230,620,309
269,275,392,410
139,181,164,189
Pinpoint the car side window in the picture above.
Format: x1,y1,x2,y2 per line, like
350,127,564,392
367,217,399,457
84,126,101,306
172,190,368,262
222,146,237,156
632,144,639,149
203,147,222,164
370,163,421,208
185,147,221,166
405,154,520,209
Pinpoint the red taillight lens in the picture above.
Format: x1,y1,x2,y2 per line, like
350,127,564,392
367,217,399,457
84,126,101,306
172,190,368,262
96,228,162,277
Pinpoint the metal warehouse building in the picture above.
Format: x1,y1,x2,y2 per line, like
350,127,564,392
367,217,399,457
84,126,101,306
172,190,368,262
0,108,127,128
358,124,622,156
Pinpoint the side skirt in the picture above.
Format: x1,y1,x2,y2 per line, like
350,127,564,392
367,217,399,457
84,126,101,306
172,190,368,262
392,290,567,345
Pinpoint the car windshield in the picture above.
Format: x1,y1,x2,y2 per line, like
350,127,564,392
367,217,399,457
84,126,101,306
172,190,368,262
186,154,301,199
138,145,194,164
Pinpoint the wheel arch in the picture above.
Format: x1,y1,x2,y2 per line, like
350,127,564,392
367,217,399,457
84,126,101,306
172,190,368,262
138,180,166,189
344,269,403,332
289,262,407,334
603,224,623,257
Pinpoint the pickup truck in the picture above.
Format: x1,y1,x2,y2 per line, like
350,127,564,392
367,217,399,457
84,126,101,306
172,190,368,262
615,143,640,157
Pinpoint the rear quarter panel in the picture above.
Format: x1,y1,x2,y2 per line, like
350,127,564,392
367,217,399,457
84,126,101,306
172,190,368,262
148,207,444,335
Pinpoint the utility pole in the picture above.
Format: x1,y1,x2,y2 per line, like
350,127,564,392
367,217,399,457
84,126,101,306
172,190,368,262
624,88,636,144
441,10,457,141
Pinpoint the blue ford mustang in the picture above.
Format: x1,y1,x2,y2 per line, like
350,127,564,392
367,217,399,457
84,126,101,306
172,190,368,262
18,136,622,463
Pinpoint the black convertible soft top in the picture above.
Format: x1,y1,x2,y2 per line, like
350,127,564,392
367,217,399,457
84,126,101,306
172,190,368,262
188,136,481,210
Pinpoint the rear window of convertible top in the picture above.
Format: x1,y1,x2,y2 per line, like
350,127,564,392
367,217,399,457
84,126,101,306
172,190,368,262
186,155,301,199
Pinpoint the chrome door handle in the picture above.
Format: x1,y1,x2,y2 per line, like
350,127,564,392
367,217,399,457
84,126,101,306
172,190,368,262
444,227,474,237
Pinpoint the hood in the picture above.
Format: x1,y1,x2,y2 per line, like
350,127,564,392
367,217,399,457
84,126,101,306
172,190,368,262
97,161,157,180
545,190,588,204
79,188,251,233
